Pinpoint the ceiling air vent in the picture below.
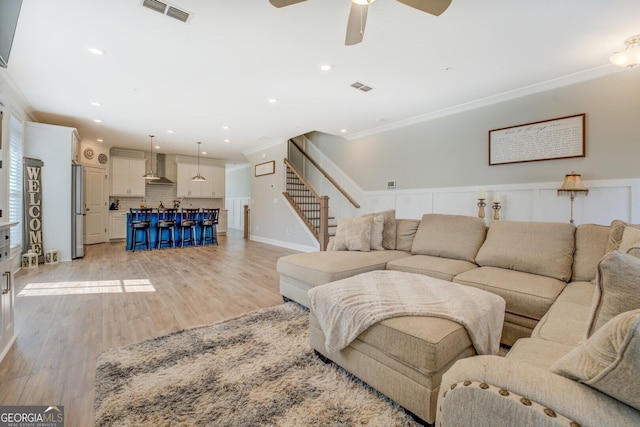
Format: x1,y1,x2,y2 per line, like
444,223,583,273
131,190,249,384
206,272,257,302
142,0,167,14
166,6,190,22
141,0,192,23
350,81,373,92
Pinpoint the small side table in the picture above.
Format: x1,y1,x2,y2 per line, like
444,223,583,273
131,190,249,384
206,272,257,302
45,249,59,265
22,251,38,269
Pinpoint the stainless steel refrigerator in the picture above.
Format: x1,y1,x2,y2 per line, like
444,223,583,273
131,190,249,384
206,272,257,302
71,163,84,258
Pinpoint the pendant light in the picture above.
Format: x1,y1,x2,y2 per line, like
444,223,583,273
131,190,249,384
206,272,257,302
191,141,206,182
142,134,160,180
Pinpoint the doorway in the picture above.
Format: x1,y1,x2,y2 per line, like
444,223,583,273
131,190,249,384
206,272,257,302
84,165,108,244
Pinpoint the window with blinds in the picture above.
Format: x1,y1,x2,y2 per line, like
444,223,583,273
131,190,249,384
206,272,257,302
9,113,23,249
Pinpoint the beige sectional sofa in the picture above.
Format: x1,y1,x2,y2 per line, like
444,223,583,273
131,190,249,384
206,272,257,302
276,213,640,425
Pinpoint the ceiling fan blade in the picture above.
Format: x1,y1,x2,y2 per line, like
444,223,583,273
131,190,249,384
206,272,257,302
345,4,368,46
395,0,452,16
268,0,307,8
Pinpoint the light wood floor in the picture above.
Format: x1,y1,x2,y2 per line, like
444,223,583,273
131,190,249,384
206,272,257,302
0,230,298,426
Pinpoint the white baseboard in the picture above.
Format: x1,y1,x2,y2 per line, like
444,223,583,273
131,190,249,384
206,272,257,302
249,235,318,253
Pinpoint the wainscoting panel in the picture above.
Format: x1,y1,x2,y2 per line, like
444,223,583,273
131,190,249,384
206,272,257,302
363,179,640,226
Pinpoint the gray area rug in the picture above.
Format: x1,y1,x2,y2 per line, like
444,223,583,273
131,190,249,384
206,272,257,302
95,302,420,426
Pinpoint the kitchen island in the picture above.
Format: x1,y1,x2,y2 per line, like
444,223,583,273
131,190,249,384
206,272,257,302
126,211,217,250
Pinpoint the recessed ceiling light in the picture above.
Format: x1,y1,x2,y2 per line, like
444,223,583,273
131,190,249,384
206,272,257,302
320,64,332,71
222,126,229,130
340,129,347,133
154,145,160,149
96,138,104,142
93,119,103,123
202,151,207,155
167,130,175,134
91,101,102,106
224,139,230,143
88,48,104,55
267,98,278,104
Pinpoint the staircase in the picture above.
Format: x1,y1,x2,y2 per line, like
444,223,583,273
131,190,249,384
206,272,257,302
283,139,360,250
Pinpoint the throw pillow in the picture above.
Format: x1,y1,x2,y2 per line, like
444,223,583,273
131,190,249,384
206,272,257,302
551,309,640,411
619,226,640,254
331,215,373,252
586,251,640,336
605,220,640,253
366,213,385,251
379,209,397,250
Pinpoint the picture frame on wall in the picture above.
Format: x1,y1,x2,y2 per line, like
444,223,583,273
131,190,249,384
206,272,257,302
488,113,585,166
255,160,275,177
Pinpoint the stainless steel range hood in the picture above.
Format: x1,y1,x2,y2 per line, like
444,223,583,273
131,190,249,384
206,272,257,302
147,153,174,185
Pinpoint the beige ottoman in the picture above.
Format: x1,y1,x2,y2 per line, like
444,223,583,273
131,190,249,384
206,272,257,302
310,310,476,424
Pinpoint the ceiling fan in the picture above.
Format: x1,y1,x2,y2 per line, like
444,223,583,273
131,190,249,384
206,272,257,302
269,0,452,45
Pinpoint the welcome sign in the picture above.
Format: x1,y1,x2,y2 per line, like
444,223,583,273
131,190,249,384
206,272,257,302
23,157,44,263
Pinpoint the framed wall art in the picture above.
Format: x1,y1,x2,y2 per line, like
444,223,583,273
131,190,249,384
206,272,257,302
489,113,585,166
255,160,275,177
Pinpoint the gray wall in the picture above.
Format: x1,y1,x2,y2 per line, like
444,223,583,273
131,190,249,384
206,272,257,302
226,165,251,198
314,70,640,191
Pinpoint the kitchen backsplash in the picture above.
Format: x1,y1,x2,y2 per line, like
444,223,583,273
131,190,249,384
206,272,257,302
110,184,224,211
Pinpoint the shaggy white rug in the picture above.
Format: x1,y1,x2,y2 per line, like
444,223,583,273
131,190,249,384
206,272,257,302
95,303,421,426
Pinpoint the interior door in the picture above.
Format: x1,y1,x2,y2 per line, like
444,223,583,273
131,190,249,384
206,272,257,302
84,165,108,244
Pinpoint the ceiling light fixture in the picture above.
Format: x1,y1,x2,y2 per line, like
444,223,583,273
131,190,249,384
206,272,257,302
268,98,278,103
93,119,103,123
191,141,206,182
91,101,102,106
142,134,160,180
320,64,332,71
88,48,104,55
96,139,104,142
167,130,175,134
610,34,640,68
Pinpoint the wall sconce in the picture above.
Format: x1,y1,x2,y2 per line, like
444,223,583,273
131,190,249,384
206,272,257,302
610,34,640,68
557,172,589,224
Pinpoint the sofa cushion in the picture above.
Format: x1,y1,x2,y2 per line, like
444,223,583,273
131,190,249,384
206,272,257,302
475,220,575,281
453,266,566,322
552,309,640,411
411,214,486,263
507,337,575,370
277,250,411,287
395,219,420,252
332,215,373,252
587,251,640,336
532,281,594,346
387,255,478,282
572,224,609,282
309,311,473,374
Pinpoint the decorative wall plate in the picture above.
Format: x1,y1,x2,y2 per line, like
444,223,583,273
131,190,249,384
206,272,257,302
83,148,95,160
98,153,108,164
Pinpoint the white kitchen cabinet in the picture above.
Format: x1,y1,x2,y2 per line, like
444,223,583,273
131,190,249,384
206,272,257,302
176,163,225,198
0,223,16,363
109,212,127,240
110,157,146,197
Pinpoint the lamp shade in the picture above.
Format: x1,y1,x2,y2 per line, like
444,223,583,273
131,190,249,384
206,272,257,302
558,171,588,196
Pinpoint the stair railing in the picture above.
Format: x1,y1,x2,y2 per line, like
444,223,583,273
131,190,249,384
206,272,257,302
288,139,360,209
283,158,330,250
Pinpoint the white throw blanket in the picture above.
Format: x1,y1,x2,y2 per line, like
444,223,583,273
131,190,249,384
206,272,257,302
308,270,506,355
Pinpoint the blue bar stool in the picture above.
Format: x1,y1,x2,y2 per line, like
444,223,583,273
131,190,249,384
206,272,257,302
179,208,199,247
156,208,178,249
129,208,153,251
201,208,219,245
